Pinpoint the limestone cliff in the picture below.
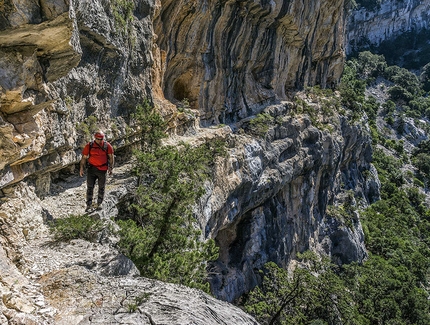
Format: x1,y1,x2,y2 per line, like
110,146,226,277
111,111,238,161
0,163,260,324
201,100,378,302
154,0,347,124
347,0,430,53
0,0,379,323
0,0,349,190
0,0,155,189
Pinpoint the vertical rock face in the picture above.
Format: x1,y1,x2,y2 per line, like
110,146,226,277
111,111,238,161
347,0,430,53
0,0,155,188
200,103,377,302
0,0,349,189
0,168,260,324
154,0,347,124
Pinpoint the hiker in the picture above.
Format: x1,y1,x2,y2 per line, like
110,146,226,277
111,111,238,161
79,130,114,211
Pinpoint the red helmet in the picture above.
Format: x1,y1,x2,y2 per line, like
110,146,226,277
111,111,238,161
94,131,104,139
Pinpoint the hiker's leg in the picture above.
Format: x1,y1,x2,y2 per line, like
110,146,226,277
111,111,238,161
96,170,107,205
86,167,97,207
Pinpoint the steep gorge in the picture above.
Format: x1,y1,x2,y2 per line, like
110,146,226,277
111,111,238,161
0,0,385,323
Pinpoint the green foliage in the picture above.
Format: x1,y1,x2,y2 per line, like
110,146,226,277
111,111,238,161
382,100,396,114
420,62,430,91
376,29,430,69
243,254,359,325
125,293,151,313
339,62,379,123
411,140,430,183
355,51,387,81
49,214,104,242
127,302,138,313
355,147,430,324
64,96,73,107
384,65,423,106
242,51,430,325
355,0,382,11
326,191,358,229
117,101,222,292
339,62,366,114
177,98,190,113
110,0,134,35
372,149,405,197
343,51,430,129
131,99,166,151
293,89,340,130
412,153,430,179
247,112,274,137
77,115,98,144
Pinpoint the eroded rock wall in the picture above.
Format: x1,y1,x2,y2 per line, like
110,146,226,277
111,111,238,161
0,0,350,190
153,0,347,124
347,0,430,53
0,164,259,324
198,102,378,302
0,0,155,190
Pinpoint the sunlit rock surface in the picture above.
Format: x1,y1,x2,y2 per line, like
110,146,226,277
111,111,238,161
0,0,389,322
154,0,347,124
347,0,430,53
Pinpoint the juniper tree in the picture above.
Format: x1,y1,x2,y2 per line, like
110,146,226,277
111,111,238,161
117,101,220,292
243,253,358,325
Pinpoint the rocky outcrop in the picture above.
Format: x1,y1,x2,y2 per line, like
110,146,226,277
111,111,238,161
0,106,377,318
154,0,347,124
0,0,350,190
0,0,155,189
198,100,378,302
347,0,430,53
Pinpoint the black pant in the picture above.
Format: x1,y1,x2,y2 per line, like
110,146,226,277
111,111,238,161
86,166,107,207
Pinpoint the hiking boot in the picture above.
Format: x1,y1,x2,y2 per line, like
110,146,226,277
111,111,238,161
85,205,92,212
95,203,102,211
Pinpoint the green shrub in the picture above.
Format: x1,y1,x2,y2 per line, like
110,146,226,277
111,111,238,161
420,62,430,91
77,116,99,145
241,51,430,325
50,214,104,242
382,100,396,114
247,112,274,137
243,254,358,325
117,101,222,293
356,51,387,80
355,0,382,11
111,0,134,35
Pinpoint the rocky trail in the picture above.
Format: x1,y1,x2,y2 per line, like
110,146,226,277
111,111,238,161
0,158,259,324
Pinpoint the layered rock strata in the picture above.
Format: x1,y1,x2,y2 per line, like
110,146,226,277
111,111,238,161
154,0,347,124
0,0,349,190
0,163,259,324
0,0,155,189
199,101,378,301
347,0,430,53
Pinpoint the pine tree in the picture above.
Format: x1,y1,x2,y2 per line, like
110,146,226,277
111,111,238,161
117,101,220,292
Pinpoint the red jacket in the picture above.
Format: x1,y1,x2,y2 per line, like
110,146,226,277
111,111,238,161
82,141,114,171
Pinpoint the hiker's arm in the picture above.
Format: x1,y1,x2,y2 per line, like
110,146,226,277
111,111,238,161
79,155,88,177
108,153,114,174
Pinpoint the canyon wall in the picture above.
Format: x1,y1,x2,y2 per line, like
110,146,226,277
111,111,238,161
154,0,347,124
200,101,378,301
347,0,430,53
0,0,155,190
0,0,380,322
0,0,349,190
